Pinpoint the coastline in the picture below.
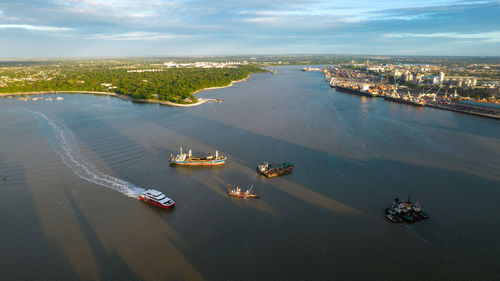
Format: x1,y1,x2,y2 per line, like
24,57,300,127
0,74,252,107
192,74,250,95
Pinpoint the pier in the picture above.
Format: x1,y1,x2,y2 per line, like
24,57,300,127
426,102,500,120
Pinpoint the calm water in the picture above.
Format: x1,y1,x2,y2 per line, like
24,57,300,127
1,66,499,281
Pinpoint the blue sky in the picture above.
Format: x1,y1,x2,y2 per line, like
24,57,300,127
1,0,499,57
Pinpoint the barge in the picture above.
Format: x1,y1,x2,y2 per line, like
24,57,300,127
257,162,293,178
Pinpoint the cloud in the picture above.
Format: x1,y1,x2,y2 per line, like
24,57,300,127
384,31,500,42
242,17,279,23
87,31,189,41
59,0,178,19
0,24,74,31
0,0,499,56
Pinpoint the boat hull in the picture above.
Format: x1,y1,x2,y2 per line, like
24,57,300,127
258,166,293,178
169,159,226,166
227,185,259,198
334,86,377,97
383,96,425,107
228,193,259,198
139,196,175,209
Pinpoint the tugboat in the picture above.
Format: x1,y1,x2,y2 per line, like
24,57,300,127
139,189,175,209
410,200,429,219
385,197,429,223
227,184,259,199
385,208,403,223
169,147,226,166
257,162,293,178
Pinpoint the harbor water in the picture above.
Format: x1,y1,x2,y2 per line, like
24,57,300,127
0,65,499,280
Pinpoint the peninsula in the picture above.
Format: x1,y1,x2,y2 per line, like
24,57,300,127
0,59,266,106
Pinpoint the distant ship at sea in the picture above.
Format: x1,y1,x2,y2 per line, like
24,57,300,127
169,147,226,166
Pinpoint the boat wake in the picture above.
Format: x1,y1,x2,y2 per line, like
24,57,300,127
29,111,145,198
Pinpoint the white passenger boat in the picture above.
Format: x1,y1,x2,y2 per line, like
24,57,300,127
139,189,175,209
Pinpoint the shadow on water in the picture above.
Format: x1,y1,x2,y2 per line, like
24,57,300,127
0,155,78,280
63,188,139,281
22,93,499,280
50,109,206,280
156,108,500,186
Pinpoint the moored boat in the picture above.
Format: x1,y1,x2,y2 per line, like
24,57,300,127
169,147,226,166
257,162,293,178
227,184,259,198
139,189,175,209
334,85,378,98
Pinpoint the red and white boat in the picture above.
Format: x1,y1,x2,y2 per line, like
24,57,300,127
227,184,259,199
139,189,175,209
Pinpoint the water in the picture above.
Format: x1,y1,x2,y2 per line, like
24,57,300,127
0,66,499,280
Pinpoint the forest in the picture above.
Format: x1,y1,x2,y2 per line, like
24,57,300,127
0,61,265,103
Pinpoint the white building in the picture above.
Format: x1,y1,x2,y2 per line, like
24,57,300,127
439,72,445,84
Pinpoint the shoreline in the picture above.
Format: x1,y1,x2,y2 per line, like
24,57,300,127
0,74,252,107
426,103,500,120
192,75,250,95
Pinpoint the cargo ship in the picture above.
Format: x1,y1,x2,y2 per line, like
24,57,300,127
169,147,226,166
383,96,425,107
257,162,293,178
139,189,175,209
332,84,378,98
383,91,425,107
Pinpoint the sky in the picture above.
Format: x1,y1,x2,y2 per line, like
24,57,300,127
0,0,499,57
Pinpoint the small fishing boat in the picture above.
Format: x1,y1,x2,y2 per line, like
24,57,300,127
227,184,259,199
56,96,64,101
139,189,175,209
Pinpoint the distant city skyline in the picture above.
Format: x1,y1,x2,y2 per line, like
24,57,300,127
1,0,500,57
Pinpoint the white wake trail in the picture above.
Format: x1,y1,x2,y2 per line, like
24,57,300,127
30,111,145,198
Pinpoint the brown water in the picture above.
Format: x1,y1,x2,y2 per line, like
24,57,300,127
0,66,499,280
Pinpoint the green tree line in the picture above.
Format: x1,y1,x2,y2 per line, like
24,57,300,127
0,65,265,103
